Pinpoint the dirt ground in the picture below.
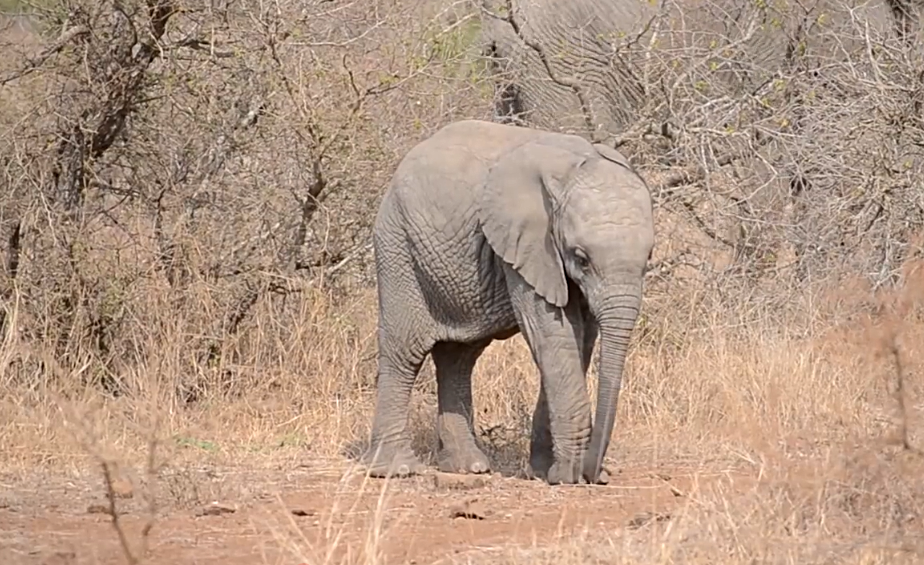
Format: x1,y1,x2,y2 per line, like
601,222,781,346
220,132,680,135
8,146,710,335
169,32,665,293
2,5,924,564
0,458,750,565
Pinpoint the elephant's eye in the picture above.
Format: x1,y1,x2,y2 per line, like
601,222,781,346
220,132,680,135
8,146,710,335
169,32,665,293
572,249,590,270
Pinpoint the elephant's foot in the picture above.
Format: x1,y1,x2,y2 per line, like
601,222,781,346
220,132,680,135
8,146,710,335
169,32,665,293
545,456,613,485
527,448,553,481
546,459,583,485
361,443,424,478
537,462,610,485
530,453,610,484
437,445,491,475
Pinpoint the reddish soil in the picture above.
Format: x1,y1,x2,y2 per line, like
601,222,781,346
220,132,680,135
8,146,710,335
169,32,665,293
0,462,748,565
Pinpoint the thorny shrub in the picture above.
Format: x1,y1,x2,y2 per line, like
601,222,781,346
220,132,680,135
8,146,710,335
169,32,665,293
0,0,488,399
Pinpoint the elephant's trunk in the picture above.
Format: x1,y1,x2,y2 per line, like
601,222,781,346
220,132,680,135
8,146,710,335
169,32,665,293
583,297,640,483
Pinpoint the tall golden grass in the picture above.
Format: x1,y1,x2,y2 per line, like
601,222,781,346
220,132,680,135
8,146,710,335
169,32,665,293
1,254,921,563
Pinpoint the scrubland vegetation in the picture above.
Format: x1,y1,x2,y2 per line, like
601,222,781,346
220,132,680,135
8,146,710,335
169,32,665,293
0,0,922,563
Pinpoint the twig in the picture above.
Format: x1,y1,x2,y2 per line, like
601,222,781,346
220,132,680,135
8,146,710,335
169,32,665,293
3,220,21,289
883,275,922,456
0,25,89,87
139,415,161,559
887,339,918,454
101,460,139,565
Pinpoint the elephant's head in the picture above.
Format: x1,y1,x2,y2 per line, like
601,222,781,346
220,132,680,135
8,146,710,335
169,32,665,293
480,135,654,483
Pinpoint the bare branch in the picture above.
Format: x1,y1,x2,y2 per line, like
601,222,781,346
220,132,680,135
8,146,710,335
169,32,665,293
0,24,89,86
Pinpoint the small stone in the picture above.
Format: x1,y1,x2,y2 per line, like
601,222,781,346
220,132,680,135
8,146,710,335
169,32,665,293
195,502,236,517
448,498,489,520
433,472,487,490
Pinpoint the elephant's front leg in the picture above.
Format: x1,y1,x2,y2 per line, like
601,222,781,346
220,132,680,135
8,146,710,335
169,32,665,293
528,386,554,479
529,296,596,482
432,341,492,474
507,272,592,485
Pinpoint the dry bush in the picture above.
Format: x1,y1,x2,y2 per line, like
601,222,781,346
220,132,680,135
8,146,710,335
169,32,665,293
0,0,490,404
0,0,923,562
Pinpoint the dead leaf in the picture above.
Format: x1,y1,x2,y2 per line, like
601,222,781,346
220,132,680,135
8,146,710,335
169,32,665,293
627,511,672,530
432,472,488,490
87,504,113,516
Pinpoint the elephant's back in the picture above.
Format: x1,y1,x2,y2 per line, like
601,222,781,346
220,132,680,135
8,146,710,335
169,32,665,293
425,119,545,159
384,120,539,226
390,120,542,196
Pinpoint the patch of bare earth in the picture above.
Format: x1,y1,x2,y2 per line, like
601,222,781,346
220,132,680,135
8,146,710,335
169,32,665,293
2,440,922,564
2,462,725,565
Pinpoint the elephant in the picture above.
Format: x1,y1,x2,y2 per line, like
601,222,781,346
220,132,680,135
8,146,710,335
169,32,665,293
480,0,658,141
479,0,804,142
361,119,655,485
479,0,910,142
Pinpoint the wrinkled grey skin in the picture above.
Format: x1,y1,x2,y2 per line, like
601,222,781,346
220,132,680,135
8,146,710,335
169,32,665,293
362,120,654,485
481,0,908,141
479,0,819,140
480,0,661,140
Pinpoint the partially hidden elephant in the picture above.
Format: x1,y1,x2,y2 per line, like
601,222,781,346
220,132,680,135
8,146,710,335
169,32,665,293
479,0,904,142
362,120,655,485
480,0,658,141
479,0,798,142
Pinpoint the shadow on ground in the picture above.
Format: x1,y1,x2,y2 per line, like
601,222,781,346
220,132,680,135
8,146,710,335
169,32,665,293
340,423,532,480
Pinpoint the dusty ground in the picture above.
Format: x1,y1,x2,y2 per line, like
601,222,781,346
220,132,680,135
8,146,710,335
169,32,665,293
0,454,761,565
2,434,922,565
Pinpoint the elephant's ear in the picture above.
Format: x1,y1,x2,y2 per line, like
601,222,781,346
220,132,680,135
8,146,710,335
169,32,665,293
480,142,586,308
592,143,634,170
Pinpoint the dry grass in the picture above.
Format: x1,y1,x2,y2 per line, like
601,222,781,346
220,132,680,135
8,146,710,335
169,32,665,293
1,0,923,563
1,259,922,564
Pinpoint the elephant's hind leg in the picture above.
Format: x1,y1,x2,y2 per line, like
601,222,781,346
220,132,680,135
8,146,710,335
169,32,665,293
363,335,429,478
433,341,492,475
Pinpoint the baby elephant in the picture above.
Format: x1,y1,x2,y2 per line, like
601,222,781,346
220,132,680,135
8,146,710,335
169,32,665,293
362,120,654,485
